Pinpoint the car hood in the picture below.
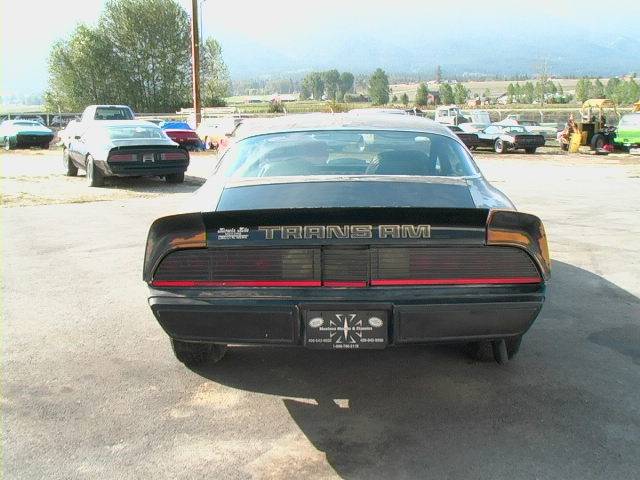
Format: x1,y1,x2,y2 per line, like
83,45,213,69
184,175,514,212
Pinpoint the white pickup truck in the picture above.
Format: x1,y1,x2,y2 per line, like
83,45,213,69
58,105,135,146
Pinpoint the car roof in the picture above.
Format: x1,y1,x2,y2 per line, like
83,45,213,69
235,113,455,141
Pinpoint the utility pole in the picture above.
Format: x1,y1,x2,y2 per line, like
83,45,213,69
190,0,201,125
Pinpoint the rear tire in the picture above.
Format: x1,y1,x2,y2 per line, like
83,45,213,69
63,149,78,176
494,138,506,154
165,171,185,183
41,142,50,149
86,155,104,187
525,147,537,154
466,335,522,363
590,133,605,151
171,339,227,367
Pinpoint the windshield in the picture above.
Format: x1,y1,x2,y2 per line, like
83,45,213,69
619,114,640,127
106,125,166,140
504,126,527,133
13,121,40,126
94,107,133,120
219,130,478,178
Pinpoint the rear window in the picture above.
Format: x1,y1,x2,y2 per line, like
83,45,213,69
94,107,133,120
107,126,166,140
219,130,478,178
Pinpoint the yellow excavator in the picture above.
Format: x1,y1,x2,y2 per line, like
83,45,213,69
575,99,619,150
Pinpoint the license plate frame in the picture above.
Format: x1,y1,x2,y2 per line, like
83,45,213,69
303,310,388,350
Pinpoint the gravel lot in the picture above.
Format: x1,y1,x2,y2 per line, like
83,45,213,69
2,147,640,479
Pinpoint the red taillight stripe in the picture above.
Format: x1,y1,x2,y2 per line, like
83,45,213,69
370,277,541,286
109,153,136,162
323,281,367,288
151,280,321,287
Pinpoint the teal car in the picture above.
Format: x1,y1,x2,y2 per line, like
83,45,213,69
615,113,640,152
0,120,54,150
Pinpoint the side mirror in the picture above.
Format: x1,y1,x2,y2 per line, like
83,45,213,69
74,135,82,140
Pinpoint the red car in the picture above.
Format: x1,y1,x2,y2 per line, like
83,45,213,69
160,121,202,150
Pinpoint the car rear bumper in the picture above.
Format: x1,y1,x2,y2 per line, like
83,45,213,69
148,284,545,345
101,160,189,177
16,133,53,146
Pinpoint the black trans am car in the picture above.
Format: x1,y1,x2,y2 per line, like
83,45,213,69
64,120,189,187
144,114,550,367
476,124,545,153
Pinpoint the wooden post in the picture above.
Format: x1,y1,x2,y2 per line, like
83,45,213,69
190,0,201,126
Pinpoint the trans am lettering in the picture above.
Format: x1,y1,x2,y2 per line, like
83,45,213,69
257,225,430,240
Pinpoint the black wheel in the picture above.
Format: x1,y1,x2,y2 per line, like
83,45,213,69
494,138,506,154
4,138,12,150
525,147,537,154
86,155,104,187
465,335,522,363
561,142,569,152
171,339,226,367
165,171,185,183
63,149,78,176
590,133,605,151
41,142,50,149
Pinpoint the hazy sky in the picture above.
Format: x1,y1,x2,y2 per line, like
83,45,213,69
2,0,639,96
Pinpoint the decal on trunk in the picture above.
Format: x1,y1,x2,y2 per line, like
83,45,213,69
212,225,431,240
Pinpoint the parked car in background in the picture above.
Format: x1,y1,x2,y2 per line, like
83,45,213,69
0,120,54,150
59,105,136,148
496,116,557,139
459,110,492,133
434,105,468,126
477,124,545,153
63,120,189,187
160,121,202,150
614,113,640,154
196,116,241,151
446,125,481,149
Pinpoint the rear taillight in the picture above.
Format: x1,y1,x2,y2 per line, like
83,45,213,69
109,153,137,162
487,210,550,280
160,151,187,161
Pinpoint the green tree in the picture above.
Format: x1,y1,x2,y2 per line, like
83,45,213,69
592,78,605,98
45,25,125,110
514,83,523,102
299,77,312,100
605,78,621,100
534,82,545,104
557,83,564,96
435,65,442,84
626,78,639,105
415,83,429,106
368,68,390,105
100,0,192,112
302,72,325,100
391,94,398,103
453,83,469,104
45,0,199,112
575,78,592,103
522,82,535,103
439,83,454,104
323,69,340,101
506,83,516,103
200,38,231,107
400,92,409,106
338,72,354,101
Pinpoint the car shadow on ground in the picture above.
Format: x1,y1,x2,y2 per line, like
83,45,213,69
85,173,206,194
194,261,640,478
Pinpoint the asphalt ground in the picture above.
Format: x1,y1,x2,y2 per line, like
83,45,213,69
2,148,640,479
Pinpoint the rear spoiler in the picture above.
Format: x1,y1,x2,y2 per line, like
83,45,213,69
143,208,550,282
